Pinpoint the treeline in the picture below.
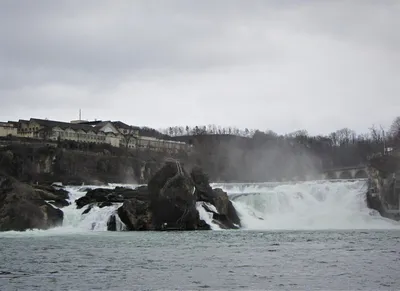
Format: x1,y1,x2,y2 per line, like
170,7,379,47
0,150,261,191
158,117,400,182
161,116,400,145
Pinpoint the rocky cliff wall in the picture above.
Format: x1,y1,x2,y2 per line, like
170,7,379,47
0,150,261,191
367,155,400,221
0,144,188,185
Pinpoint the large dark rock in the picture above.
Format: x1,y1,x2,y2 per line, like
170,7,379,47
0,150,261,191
75,186,150,209
0,175,64,231
191,166,241,228
107,215,117,231
104,162,242,231
32,184,70,208
147,161,199,230
75,188,113,209
117,198,153,230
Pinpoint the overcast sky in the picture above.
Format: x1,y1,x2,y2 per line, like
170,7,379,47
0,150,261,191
1,0,399,135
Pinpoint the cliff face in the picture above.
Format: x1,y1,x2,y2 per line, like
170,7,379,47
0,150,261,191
0,144,188,185
367,155,400,221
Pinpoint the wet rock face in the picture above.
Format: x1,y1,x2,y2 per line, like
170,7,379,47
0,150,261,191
32,184,70,208
366,166,400,221
110,162,242,231
147,161,199,230
107,215,117,231
191,166,241,228
0,175,64,231
117,198,153,230
75,186,149,209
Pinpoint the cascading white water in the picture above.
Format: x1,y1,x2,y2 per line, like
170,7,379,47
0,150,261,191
5,180,398,235
59,184,139,232
196,202,221,230
212,179,400,230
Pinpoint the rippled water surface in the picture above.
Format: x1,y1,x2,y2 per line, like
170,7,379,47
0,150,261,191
1,230,399,290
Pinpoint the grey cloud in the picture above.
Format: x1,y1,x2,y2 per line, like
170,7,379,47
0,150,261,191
0,0,399,135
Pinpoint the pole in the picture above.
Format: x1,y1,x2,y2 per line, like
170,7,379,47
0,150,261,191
380,125,385,155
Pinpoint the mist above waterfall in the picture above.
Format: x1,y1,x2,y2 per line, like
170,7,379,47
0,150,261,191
186,134,322,182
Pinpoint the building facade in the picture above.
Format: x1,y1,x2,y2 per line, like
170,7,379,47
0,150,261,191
4,118,190,153
0,122,18,137
138,136,189,153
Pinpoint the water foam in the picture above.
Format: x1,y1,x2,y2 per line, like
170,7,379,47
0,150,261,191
2,180,399,236
196,202,221,230
213,180,400,230
60,184,137,232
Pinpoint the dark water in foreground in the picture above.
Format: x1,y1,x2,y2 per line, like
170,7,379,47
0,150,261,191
1,230,399,290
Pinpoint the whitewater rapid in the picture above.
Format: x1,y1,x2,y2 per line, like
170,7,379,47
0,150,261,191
212,179,400,230
59,184,137,232
60,179,398,232
1,179,399,236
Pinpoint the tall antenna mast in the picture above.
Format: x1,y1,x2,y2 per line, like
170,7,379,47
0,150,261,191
79,109,82,120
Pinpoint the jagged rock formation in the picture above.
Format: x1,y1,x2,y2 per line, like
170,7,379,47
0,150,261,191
191,166,241,228
366,155,400,221
147,160,199,230
0,175,65,231
79,161,242,231
75,186,149,209
117,198,153,230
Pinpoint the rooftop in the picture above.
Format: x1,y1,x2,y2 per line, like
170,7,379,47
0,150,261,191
30,118,101,133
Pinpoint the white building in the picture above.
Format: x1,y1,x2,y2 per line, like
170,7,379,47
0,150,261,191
7,118,190,152
0,122,18,137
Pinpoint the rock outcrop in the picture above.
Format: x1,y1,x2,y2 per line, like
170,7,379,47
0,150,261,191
117,198,153,230
367,158,400,221
75,186,149,209
0,143,188,185
0,175,64,231
0,158,241,232
32,184,70,208
113,162,241,231
191,166,241,228
147,160,199,230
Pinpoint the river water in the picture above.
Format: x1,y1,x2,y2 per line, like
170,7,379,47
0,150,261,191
0,180,399,290
1,230,399,290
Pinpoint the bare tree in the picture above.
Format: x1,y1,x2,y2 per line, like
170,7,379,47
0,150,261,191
121,127,138,152
36,126,53,140
389,116,400,137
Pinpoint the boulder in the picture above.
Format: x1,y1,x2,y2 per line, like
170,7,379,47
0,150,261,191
107,215,117,231
75,186,149,209
75,188,114,209
99,201,113,208
200,199,240,229
0,175,64,231
32,184,70,208
83,162,241,231
117,198,153,230
147,160,199,230
191,166,241,228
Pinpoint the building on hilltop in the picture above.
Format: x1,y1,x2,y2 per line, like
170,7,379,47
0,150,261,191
5,118,190,153
72,120,139,149
17,118,111,144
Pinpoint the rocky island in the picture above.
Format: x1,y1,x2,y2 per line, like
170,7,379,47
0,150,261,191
0,160,241,231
